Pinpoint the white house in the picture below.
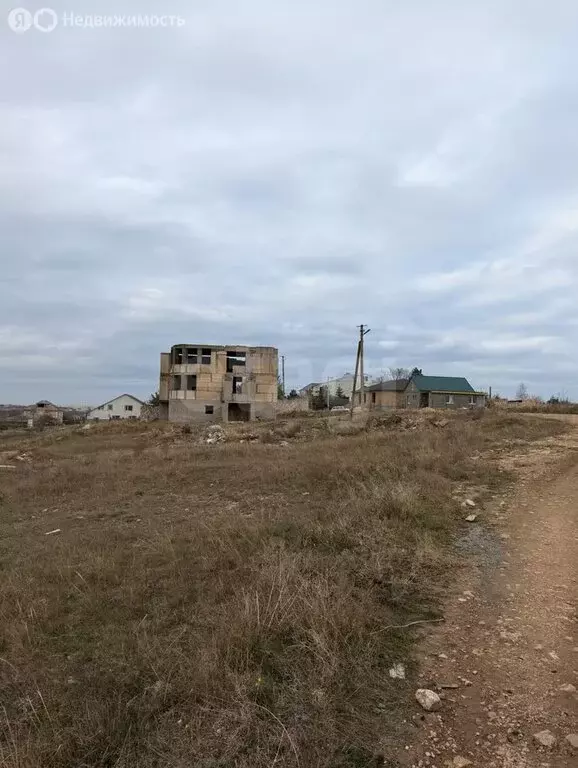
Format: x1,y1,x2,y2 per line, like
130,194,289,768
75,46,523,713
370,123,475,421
299,374,376,400
88,394,144,421
329,373,377,399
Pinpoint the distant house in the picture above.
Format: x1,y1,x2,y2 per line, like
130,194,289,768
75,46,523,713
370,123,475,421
354,373,485,410
87,394,144,421
298,382,321,397
23,400,64,427
326,372,375,399
405,375,485,409
364,378,409,409
0,405,27,427
299,373,374,400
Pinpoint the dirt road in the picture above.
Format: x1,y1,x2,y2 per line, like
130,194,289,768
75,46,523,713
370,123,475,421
398,421,578,768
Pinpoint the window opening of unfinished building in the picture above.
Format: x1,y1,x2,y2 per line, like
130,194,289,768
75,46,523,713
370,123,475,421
107,404,113,411
186,348,198,364
233,376,243,394
205,405,214,415
228,403,251,422
173,375,182,391
124,405,133,412
201,348,212,365
174,347,183,365
226,351,247,372
187,375,197,391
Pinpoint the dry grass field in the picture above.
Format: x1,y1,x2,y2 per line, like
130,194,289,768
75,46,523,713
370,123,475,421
0,411,566,768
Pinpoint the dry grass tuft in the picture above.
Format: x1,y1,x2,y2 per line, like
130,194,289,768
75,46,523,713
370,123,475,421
0,412,566,767
492,400,578,414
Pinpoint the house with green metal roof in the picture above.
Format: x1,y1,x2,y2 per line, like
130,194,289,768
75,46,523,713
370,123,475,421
405,373,486,409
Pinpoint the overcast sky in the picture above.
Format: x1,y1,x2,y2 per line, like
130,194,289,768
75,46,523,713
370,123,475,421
2,0,578,405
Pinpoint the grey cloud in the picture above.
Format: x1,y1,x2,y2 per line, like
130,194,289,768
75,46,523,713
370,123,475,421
2,0,578,404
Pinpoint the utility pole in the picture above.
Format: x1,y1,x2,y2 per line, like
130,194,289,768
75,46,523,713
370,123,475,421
359,324,371,409
281,355,286,397
350,342,361,419
350,324,371,418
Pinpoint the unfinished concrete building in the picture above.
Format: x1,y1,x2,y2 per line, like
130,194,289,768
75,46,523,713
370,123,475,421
159,344,278,423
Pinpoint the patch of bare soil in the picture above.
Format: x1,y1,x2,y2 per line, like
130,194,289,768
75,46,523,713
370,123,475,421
393,422,578,768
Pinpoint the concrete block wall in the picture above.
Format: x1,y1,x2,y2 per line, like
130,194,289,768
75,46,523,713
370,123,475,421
367,391,406,409
169,399,224,423
276,397,310,414
429,393,482,408
247,348,278,375
255,380,277,399
159,353,171,401
253,402,276,420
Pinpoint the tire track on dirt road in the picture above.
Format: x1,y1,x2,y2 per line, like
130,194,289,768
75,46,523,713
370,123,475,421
395,419,578,768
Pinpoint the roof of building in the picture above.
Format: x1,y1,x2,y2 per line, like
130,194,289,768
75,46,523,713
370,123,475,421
89,393,145,411
411,375,475,393
26,400,61,410
299,382,321,391
327,372,354,381
366,378,409,392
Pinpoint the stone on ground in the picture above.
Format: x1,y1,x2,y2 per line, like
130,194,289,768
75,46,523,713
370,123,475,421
565,733,578,750
415,688,442,712
452,757,472,768
389,663,406,679
533,730,557,748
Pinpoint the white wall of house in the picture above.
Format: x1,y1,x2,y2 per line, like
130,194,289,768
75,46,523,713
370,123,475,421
88,394,143,421
326,373,375,399
299,374,377,400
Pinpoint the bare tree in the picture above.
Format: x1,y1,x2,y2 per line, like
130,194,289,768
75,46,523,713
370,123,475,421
388,366,411,381
515,382,528,401
376,366,417,383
